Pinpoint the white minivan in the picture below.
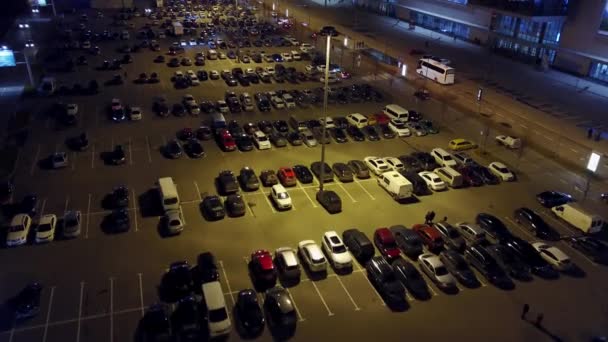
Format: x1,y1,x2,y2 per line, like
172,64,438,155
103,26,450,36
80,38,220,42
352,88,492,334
202,281,231,337
377,171,414,200
383,104,409,121
431,148,457,167
346,113,368,128
551,203,604,234
434,166,463,188
158,177,180,211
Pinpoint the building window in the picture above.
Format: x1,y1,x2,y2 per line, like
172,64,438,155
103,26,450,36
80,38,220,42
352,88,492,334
589,62,608,83
492,14,517,37
517,19,542,43
410,11,470,39
542,19,563,45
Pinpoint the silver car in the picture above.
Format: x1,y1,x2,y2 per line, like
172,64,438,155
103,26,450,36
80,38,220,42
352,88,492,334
62,211,82,238
164,209,184,235
300,128,318,147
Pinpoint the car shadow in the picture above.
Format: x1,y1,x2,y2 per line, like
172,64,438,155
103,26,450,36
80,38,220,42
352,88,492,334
138,189,164,218
563,265,586,278
300,264,327,282
232,309,264,340
0,300,15,332
395,196,420,205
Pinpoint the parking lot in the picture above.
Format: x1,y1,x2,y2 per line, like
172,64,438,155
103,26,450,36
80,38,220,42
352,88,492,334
2,1,608,341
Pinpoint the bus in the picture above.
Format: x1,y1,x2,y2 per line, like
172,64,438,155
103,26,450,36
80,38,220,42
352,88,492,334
416,58,455,85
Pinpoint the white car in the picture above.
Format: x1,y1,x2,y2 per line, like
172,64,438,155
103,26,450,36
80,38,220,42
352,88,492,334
111,98,122,111
388,119,411,137
253,131,271,150
282,94,296,108
66,103,78,115
298,240,328,273
321,231,352,270
62,210,82,238
419,171,446,191
383,157,404,171
363,156,390,176
174,70,184,79
300,128,318,147
488,162,515,182
216,100,229,113
318,117,335,129
183,94,196,106
418,253,456,290
265,66,275,75
271,184,292,210
210,70,220,79
305,64,316,74
271,96,285,109
164,209,185,235
321,73,340,84
240,93,255,112
51,152,68,169
35,214,57,243
189,74,200,85
129,106,143,120
7,214,32,247
275,247,301,280
300,43,313,52
281,52,293,61
245,68,255,75
187,103,200,115
532,242,573,271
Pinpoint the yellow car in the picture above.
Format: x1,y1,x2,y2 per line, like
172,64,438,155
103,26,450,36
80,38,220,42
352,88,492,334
449,139,477,151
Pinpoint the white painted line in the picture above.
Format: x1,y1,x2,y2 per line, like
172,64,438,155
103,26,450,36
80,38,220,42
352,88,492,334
138,273,144,316
298,183,318,207
534,130,541,135
128,137,133,165
132,189,138,232
41,286,55,342
110,277,114,342
520,124,528,129
310,281,333,316
259,187,276,213
356,268,386,305
76,282,84,342
427,283,438,296
355,179,375,200
544,136,555,142
64,196,70,213
504,216,535,239
219,261,235,306
145,136,152,163
338,183,357,203
285,288,305,322
334,275,360,311
39,198,47,219
91,144,95,169
570,148,579,154
477,275,488,287
560,178,567,184
8,325,14,342
194,181,202,201
85,194,91,239
30,144,40,176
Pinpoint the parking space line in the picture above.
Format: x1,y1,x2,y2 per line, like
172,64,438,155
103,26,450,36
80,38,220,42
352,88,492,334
194,181,202,201
145,136,152,163
110,277,114,342
39,198,47,219
258,187,276,213
219,261,235,306
91,144,95,169
8,324,14,342
41,286,55,342
132,189,138,232
427,283,439,296
76,282,84,342
29,144,40,176
504,216,535,239
85,194,91,239
310,281,334,316
334,275,360,311
64,196,70,213
298,183,317,207
285,288,305,322
338,183,357,203
138,273,144,316
561,241,599,267
128,137,133,165
354,179,375,200
477,276,488,287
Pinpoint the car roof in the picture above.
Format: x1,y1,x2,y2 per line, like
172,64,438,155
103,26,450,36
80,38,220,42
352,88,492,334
420,253,442,267
276,247,298,266
252,250,273,269
375,227,394,242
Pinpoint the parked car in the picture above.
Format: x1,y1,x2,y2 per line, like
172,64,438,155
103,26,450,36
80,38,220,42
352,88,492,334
225,194,246,217
392,258,431,300
343,229,375,262
373,228,401,261
218,170,239,195
201,195,225,220
235,289,265,337
485,244,532,281
412,224,444,252
439,250,479,288
274,247,301,282
536,190,573,208
298,240,327,273
321,231,353,270
366,256,407,309
513,207,560,240
249,249,277,287
239,167,260,191
316,190,342,214
432,222,465,252
464,244,514,289
260,170,278,186
293,165,314,184
476,213,513,242
565,236,608,265
310,162,334,183
264,286,297,331
418,253,457,291
390,225,423,259
347,160,370,179
501,236,559,279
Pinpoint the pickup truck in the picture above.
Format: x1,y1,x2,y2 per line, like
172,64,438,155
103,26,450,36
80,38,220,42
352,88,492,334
495,135,521,149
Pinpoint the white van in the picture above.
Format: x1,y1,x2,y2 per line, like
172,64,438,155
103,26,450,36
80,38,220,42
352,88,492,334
551,203,604,234
431,148,457,167
211,112,226,129
289,115,307,131
346,113,368,128
158,177,180,211
207,49,218,60
383,104,409,121
377,171,414,200
291,50,301,61
202,281,231,337
434,166,463,188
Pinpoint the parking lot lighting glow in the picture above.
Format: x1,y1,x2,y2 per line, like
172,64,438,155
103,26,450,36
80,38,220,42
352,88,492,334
587,152,600,172
344,37,348,46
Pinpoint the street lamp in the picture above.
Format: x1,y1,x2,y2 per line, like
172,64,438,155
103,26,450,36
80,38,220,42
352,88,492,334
317,26,339,195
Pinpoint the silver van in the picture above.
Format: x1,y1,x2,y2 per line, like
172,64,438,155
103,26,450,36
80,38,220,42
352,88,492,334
289,115,307,131
383,104,409,121
434,166,463,188
431,148,457,167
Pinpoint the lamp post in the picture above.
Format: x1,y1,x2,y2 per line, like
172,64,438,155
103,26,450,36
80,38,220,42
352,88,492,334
318,27,338,193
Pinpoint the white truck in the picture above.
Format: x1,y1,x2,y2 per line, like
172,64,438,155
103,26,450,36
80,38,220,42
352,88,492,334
171,22,184,36
551,203,604,234
377,171,414,201
495,135,521,149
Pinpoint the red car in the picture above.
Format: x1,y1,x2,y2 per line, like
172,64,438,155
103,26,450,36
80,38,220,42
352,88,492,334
178,127,194,140
216,129,236,152
250,250,277,286
412,224,444,251
369,112,390,125
373,228,401,260
278,167,297,187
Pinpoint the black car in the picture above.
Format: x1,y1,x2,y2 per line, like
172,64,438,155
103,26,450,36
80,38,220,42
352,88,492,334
513,207,560,240
457,166,485,187
225,194,246,217
107,145,126,165
566,236,608,264
310,162,334,183
464,244,514,290
392,258,431,300
218,170,239,195
366,256,407,310
172,103,186,116
347,160,371,179
379,124,396,139
183,139,205,158
264,286,297,332
501,236,559,279
346,125,365,141
287,131,303,146
330,128,349,143
172,296,200,341
269,133,288,147
293,165,314,184
235,134,255,151
192,252,220,286
201,195,225,220
163,261,193,296
164,140,182,159
536,190,573,208
485,244,532,281
109,208,130,233
196,126,213,140
403,171,431,196
273,120,289,133
398,155,424,173
362,126,380,141
316,190,342,214
332,163,354,182
433,222,466,252
236,289,265,337
13,283,42,320
257,120,273,134
141,304,171,342
472,165,500,185
439,250,479,288
390,225,423,259
476,213,513,242
112,186,129,208
20,195,38,216
343,229,375,262
239,167,260,191
411,152,439,171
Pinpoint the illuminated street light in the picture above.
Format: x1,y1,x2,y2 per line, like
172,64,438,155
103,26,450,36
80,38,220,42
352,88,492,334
286,8,289,17
19,23,30,29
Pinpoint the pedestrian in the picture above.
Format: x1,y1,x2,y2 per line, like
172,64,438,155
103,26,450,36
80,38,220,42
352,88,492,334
535,313,544,327
442,216,447,222
429,211,436,223
595,131,602,141
588,128,594,139
521,304,530,320
424,211,432,224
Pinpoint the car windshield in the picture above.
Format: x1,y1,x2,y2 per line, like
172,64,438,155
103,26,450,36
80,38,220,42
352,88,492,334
394,121,405,128
208,308,228,322
9,225,24,232
278,192,289,199
66,218,78,227
38,223,52,232
312,256,326,264
170,219,181,226
448,229,460,239
332,245,347,253
435,266,448,276
497,166,509,173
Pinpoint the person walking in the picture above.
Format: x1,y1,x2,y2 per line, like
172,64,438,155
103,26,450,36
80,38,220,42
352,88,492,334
587,128,594,139
424,211,432,224
521,304,530,320
534,313,544,327
442,216,447,222
428,211,436,224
